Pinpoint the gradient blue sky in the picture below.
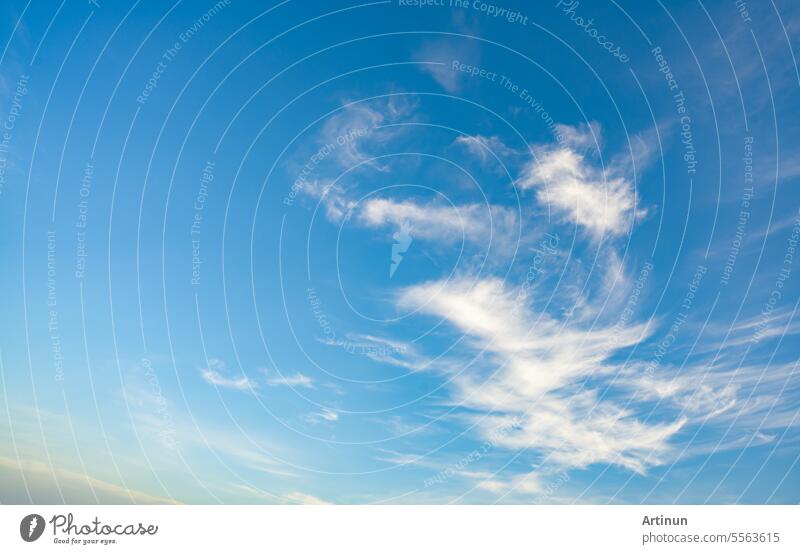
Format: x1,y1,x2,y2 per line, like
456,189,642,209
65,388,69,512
1,0,799,504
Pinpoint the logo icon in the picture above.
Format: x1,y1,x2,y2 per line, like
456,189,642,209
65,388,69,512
390,220,413,278
20,514,45,542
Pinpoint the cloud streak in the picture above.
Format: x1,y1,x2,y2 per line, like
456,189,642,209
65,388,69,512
200,359,256,391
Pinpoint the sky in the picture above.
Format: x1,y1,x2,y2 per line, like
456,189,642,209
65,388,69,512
0,0,799,505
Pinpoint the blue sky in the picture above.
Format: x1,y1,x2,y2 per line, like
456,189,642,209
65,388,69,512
1,0,799,504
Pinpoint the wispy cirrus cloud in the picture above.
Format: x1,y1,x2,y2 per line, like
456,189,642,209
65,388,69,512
318,96,415,172
305,408,339,424
200,359,256,391
555,121,603,151
266,372,315,389
391,265,798,499
282,491,331,505
453,134,516,172
299,182,520,253
229,483,331,505
296,179,355,222
398,276,685,477
415,41,478,93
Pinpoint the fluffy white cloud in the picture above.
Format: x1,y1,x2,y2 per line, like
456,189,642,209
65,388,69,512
518,124,645,240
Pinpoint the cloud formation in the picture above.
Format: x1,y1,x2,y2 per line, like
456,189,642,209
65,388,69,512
359,197,518,247
201,359,256,391
399,277,685,477
266,372,315,389
518,124,644,240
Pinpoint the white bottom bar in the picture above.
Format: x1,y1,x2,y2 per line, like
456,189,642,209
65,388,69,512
2,505,797,553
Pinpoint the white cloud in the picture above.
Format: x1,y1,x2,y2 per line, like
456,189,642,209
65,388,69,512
296,179,356,223
200,359,256,391
282,491,331,505
358,197,518,248
334,333,434,372
627,374,738,419
319,97,415,172
475,472,544,496
518,124,645,240
610,123,664,178
415,40,473,93
454,134,516,170
627,360,800,432
555,121,602,151
350,333,410,353
128,360,301,479
374,448,436,467
266,372,314,389
398,277,684,476
321,103,385,170
319,408,339,421
306,408,339,424
304,186,521,252
230,484,331,505
295,100,526,255
392,273,795,495
196,429,299,478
